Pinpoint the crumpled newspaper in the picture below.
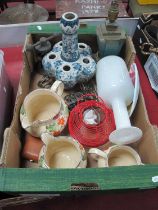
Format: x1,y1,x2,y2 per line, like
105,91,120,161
83,109,99,125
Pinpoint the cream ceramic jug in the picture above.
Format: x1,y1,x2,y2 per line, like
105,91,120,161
88,145,143,167
20,81,69,137
38,133,87,169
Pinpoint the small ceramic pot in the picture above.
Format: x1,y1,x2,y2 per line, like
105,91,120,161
38,133,87,169
20,80,69,137
88,145,143,167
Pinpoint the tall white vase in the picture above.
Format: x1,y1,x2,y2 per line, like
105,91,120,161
96,56,142,145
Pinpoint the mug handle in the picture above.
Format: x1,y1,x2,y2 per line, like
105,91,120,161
41,133,55,145
88,148,108,168
50,80,64,96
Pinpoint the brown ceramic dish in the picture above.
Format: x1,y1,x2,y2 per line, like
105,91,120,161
22,133,44,162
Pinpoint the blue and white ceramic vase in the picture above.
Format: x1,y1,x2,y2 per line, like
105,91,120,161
42,12,96,89
60,12,79,62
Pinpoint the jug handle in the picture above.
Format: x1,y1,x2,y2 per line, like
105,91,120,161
41,133,55,145
50,80,64,96
88,148,108,167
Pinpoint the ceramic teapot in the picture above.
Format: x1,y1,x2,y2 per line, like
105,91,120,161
38,133,87,168
20,81,69,137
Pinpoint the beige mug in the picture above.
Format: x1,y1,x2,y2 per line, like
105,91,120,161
88,145,143,167
38,133,87,169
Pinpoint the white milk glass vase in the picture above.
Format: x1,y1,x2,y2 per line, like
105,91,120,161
96,55,142,145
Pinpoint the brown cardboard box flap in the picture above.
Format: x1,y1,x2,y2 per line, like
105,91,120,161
0,128,21,167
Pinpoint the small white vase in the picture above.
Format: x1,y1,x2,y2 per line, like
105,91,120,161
96,56,142,145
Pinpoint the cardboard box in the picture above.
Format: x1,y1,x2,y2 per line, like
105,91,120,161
137,0,158,5
1,27,158,194
129,0,158,17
